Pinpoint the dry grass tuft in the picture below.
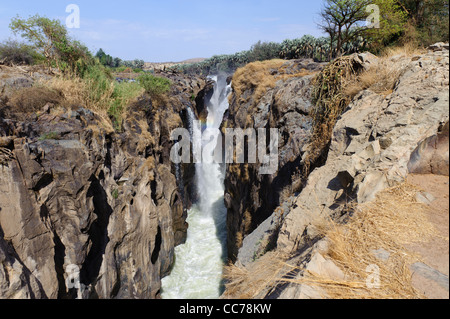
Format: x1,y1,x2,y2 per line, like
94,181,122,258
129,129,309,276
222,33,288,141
223,182,436,299
8,86,63,112
231,59,285,108
303,56,359,176
381,42,426,58
343,44,425,99
287,182,435,299
342,60,402,97
343,45,423,98
41,76,109,111
231,59,315,112
136,119,156,154
40,76,144,131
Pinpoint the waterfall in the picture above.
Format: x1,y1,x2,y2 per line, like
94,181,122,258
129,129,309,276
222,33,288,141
161,75,231,299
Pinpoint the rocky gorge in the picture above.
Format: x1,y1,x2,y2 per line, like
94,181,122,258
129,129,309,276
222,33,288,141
223,43,449,299
0,42,448,299
0,65,206,298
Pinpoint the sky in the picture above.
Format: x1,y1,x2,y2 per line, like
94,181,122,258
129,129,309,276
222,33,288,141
0,1,326,62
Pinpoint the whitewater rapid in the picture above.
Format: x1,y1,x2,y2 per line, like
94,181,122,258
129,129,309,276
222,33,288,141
161,75,231,299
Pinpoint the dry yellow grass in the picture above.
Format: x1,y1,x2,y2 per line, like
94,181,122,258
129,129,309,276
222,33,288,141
343,44,426,98
38,75,144,131
136,119,156,154
231,59,285,107
223,182,436,299
381,42,426,58
343,59,403,97
288,182,435,299
8,86,63,112
222,252,288,299
40,76,107,110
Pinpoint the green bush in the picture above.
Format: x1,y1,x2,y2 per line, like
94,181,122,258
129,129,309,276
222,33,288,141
108,81,144,130
38,132,60,141
0,40,41,65
133,68,144,73
10,14,94,74
82,64,114,104
137,74,171,99
248,41,283,61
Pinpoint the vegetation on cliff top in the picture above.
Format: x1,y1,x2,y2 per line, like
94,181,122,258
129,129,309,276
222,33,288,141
2,14,172,131
174,0,448,75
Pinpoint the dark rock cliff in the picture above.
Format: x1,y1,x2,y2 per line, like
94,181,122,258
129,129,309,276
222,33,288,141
0,66,205,299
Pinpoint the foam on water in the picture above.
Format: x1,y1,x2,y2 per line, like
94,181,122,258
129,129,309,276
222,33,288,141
161,75,231,299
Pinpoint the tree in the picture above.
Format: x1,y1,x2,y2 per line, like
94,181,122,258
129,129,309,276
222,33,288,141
10,14,91,72
248,41,282,62
113,57,122,68
318,0,372,57
95,48,106,59
10,15,67,67
398,0,449,44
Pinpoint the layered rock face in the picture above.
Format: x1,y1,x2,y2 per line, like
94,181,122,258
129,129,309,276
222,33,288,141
226,45,449,299
222,59,325,261
277,45,449,255
0,66,205,299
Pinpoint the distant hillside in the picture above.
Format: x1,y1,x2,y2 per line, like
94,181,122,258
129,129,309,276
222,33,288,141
180,58,207,63
144,58,206,71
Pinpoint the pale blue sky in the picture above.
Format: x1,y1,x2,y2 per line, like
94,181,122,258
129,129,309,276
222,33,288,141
0,1,326,62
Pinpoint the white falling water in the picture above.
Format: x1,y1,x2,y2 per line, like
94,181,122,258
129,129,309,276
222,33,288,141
161,75,231,299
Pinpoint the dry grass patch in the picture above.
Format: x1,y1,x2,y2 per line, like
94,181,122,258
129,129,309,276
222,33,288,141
343,60,402,97
40,75,144,131
222,252,288,299
289,182,435,299
231,59,285,107
223,182,436,299
344,44,425,98
41,76,108,111
231,60,317,111
136,119,156,154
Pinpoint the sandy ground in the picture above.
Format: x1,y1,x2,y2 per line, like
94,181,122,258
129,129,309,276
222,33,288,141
406,174,449,299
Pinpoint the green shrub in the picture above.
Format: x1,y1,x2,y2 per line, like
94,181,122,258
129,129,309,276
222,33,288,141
0,40,40,65
82,64,114,105
108,81,144,130
137,74,171,99
111,188,119,199
10,15,94,74
133,68,144,73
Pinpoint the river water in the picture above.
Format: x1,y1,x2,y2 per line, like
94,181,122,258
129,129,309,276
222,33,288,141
161,75,231,299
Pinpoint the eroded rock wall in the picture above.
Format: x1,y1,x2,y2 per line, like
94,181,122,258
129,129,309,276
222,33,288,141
0,67,205,299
